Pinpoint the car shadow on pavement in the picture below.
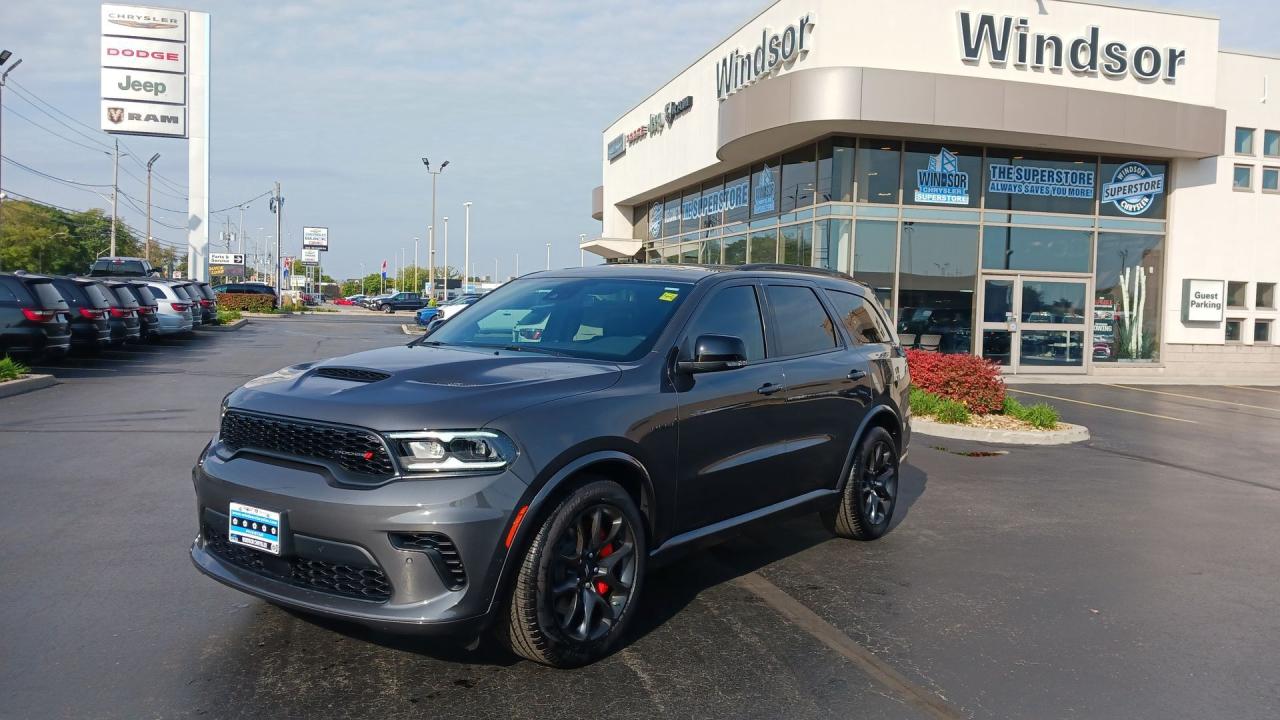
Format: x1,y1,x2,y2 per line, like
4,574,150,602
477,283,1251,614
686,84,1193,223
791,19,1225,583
253,461,929,668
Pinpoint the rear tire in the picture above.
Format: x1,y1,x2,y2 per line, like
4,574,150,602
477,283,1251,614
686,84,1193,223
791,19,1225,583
504,479,645,667
823,426,899,541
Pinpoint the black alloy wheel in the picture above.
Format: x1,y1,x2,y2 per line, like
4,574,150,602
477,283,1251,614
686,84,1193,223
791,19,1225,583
383,304,394,314
505,479,645,667
823,425,899,541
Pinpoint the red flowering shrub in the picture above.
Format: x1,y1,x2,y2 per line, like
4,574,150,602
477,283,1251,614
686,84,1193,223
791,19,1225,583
906,349,1006,414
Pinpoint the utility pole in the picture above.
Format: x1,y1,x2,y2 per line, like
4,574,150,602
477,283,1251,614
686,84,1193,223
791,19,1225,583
269,182,283,294
0,52,22,270
442,216,449,301
493,258,498,283
545,241,551,270
421,158,448,302
145,153,160,261
110,139,124,257
579,233,586,267
464,202,472,293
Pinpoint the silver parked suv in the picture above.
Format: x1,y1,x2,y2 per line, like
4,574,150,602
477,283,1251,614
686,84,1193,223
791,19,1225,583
136,279,195,335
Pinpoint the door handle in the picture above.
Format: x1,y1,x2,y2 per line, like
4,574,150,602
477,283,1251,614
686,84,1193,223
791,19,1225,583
756,382,783,396
847,369,867,381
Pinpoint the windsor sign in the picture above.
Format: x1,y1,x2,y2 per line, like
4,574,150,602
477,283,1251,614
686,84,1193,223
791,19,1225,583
957,11,1187,82
715,14,815,101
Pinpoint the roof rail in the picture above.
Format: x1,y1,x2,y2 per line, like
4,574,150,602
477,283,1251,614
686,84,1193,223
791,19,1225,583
732,264,852,279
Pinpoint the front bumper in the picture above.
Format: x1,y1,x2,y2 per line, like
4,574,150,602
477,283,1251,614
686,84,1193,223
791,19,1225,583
190,443,527,633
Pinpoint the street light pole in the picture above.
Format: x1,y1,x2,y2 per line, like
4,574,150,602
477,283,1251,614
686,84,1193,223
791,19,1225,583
545,241,551,270
421,157,449,302
442,216,449,301
145,153,160,262
463,201,472,294
579,233,586,267
413,236,419,294
0,52,23,270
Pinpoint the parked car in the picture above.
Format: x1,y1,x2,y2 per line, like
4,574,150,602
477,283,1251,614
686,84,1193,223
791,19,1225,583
437,294,483,320
373,292,425,313
86,256,158,278
190,281,219,324
0,272,72,359
136,280,194,335
414,306,441,326
96,280,142,344
336,294,364,306
116,282,161,340
213,282,278,309
193,264,910,667
49,276,113,352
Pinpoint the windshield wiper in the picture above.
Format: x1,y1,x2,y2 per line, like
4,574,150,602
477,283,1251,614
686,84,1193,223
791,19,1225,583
407,336,445,348
498,344,566,356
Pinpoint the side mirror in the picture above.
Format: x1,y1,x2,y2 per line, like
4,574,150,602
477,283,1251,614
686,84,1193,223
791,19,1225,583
425,317,448,334
677,334,749,374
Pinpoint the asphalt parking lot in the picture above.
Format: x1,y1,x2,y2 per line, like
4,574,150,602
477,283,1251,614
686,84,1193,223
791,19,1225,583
2,318,1279,719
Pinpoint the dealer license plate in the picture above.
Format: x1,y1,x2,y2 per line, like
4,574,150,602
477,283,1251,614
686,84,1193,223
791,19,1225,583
228,502,281,555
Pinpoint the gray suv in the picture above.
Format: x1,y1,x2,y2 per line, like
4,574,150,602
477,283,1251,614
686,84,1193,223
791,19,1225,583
191,264,910,666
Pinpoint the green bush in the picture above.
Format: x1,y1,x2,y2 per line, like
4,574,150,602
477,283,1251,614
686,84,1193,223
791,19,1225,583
1002,395,1025,416
216,292,276,312
1017,403,1060,429
0,356,30,381
935,398,971,424
910,387,942,416
216,309,242,323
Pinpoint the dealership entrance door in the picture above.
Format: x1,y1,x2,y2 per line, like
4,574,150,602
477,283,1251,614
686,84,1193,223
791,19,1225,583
979,275,1090,374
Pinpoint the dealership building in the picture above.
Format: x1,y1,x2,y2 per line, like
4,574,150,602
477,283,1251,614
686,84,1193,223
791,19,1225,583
584,0,1280,377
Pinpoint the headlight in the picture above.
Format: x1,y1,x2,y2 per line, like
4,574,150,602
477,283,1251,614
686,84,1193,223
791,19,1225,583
385,430,516,473
220,391,232,418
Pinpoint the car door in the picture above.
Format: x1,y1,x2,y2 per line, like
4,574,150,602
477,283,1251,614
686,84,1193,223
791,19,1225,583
674,281,788,533
759,283,863,498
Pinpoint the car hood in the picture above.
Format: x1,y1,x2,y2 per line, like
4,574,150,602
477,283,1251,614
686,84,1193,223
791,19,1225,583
228,344,621,430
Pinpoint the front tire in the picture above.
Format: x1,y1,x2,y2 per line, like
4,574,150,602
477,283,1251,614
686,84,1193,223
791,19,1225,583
823,426,899,541
382,304,393,314
504,480,645,667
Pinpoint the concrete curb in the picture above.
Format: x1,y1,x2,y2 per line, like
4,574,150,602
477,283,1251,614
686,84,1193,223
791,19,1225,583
401,324,426,335
0,374,57,400
200,319,247,331
913,417,1090,445
242,312,292,319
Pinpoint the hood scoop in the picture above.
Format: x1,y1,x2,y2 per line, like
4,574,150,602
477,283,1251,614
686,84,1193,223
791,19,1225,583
313,367,392,383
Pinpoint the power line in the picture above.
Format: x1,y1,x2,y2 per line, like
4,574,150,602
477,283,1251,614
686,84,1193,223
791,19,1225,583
212,189,273,214
1,188,187,250
117,164,188,203
2,155,113,188
2,104,114,157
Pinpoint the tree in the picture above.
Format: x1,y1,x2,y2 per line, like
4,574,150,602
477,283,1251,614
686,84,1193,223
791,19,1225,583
0,200,141,275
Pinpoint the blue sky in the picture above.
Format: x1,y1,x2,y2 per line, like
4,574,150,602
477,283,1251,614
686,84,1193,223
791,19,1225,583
0,0,1276,280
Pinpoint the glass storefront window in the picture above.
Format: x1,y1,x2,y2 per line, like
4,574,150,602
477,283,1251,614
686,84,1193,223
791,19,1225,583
723,234,747,265
682,188,701,233
984,149,1097,215
647,200,664,240
815,218,851,274
1094,232,1163,362
817,138,855,203
896,222,978,353
701,178,724,229
981,226,1092,273
705,236,723,264
749,227,778,263
856,139,900,204
1099,157,1168,219
662,195,681,238
853,220,897,314
751,161,780,218
1020,281,1087,323
724,170,750,225
903,142,982,209
780,145,816,213
680,243,701,265
780,223,813,265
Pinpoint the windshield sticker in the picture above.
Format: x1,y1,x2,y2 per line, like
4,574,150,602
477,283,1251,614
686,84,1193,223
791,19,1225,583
658,291,679,302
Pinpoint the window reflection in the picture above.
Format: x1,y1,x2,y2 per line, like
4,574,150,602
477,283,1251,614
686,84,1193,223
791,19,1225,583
749,227,778,263
896,222,977,353
1021,281,1086,324
781,223,812,265
723,234,747,265
780,145,816,212
981,226,1091,273
815,218,851,273
856,139,900,204
853,220,895,314
1094,232,1163,362
817,138,855,203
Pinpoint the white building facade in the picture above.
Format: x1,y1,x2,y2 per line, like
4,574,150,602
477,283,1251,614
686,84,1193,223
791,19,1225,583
586,0,1280,378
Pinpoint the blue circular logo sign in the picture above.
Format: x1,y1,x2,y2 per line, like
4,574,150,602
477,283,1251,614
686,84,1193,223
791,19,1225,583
1102,162,1165,216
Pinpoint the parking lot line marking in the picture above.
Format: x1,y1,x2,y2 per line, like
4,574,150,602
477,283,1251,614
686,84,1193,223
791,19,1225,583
734,572,965,720
1007,389,1198,424
1228,385,1280,395
1104,384,1280,413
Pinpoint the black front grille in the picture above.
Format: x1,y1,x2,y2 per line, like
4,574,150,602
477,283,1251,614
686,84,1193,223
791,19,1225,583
220,410,395,478
314,367,391,383
390,532,467,590
204,524,392,602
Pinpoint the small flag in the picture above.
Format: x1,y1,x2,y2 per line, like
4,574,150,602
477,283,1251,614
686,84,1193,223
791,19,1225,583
381,259,387,279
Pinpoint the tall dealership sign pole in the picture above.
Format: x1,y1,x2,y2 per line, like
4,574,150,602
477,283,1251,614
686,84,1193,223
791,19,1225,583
188,10,209,281
0,51,22,271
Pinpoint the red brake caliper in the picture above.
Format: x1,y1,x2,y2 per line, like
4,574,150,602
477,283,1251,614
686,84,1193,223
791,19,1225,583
594,541,614,595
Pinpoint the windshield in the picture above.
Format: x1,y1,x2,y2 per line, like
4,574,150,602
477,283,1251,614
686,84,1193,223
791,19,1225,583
427,277,692,361
81,283,112,309
89,259,149,277
111,286,139,308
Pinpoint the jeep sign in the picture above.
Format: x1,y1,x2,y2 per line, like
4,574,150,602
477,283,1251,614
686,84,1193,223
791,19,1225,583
101,68,186,105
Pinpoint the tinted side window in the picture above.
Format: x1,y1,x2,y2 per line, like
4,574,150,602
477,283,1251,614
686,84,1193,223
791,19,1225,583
0,277,26,303
81,283,111,308
31,282,68,309
825,289,889,344
765,285,838,356
685,285,766,361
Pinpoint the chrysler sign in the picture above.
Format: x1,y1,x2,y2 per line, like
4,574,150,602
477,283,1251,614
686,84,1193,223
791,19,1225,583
101,4,186,42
